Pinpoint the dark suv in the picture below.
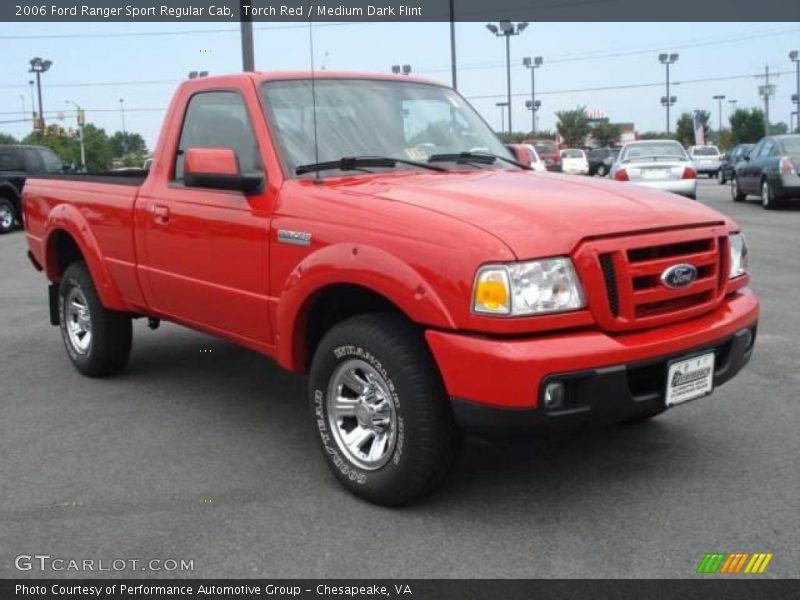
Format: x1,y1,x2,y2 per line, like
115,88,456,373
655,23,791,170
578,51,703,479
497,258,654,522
0,145,65,234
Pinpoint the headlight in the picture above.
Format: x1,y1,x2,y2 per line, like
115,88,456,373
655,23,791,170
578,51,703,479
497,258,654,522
729,233,749,278
473,258,585,316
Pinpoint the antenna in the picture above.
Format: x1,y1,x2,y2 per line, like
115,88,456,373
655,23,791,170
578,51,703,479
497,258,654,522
308,19,321,182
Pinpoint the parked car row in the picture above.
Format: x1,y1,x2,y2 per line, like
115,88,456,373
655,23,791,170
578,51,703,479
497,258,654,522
730,135,800,209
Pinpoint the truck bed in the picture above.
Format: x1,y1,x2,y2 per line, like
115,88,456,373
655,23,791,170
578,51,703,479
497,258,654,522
31,170,149,187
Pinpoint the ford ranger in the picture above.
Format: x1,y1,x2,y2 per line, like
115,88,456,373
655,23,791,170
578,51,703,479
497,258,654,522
22,72,759,505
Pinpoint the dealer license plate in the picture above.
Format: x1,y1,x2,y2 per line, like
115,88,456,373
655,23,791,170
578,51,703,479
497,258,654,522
642,168,670,180
665,352,715,407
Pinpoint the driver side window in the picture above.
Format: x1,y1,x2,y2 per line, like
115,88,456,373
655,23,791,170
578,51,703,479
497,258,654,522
174,90,260,181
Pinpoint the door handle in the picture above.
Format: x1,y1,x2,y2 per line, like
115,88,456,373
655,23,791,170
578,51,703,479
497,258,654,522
151,204,169,224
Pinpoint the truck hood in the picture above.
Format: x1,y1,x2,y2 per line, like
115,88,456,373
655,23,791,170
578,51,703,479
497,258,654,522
333,170,729,258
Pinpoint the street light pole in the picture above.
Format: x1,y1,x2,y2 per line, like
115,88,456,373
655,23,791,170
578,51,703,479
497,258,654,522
523,56,543,136
66,100,86,172
496,101,508,133
790,51,800,133
712,94,726,133
119,98,127,155
659,53,678,135
487,21,528,135
28,57,52,130
449,0,457,89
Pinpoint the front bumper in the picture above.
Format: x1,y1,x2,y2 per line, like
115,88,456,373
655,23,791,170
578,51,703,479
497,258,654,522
426,289,758,434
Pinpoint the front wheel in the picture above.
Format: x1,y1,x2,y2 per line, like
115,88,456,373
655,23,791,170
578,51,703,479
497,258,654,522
0,198,16,234
59,261,132,377
308,313,462,506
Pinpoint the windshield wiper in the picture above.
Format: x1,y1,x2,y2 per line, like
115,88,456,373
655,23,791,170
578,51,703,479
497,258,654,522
428,151,532,170
296,156,447,176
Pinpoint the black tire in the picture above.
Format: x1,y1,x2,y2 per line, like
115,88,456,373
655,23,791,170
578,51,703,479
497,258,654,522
761,178,778,210
308,313,462,506
58,261,132,377
0,197,17,234
731,176,746,202
717,170,726,185
596,165,607,177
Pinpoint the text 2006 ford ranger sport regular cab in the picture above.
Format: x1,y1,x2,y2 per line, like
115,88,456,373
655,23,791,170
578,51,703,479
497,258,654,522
23,73,758,505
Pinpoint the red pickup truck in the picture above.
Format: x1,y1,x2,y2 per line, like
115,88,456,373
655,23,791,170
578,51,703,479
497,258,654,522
23,72,758,505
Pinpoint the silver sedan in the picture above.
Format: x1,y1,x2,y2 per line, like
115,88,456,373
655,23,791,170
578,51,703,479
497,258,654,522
609,140,697,199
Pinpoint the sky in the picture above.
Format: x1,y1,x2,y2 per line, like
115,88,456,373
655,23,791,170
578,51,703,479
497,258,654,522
1,21,799,150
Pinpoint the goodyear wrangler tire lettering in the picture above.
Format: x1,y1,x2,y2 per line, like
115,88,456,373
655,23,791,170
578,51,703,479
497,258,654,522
307,313,462,506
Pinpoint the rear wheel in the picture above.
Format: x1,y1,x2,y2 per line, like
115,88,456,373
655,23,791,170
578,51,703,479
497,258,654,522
0,198,16,234
761,178,778,210
717,170,726,184
731,176,746,202
596,164,607,177
308,313,462,506
59,261,132,377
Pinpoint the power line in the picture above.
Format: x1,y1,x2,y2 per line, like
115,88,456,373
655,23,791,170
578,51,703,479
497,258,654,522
417,26,800,74
0,21,359,40
1,69,789,117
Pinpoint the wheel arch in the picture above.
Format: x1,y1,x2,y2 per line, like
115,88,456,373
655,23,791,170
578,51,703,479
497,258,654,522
274,243,456,372
43,204,127,310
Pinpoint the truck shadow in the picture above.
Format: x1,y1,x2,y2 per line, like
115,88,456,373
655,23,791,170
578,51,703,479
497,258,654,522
123,323,717,514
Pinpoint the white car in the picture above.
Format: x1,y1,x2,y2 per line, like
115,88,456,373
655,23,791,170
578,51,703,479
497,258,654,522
610,140,697,199
560,148,589,175
687,145,721,177
523,144,546,172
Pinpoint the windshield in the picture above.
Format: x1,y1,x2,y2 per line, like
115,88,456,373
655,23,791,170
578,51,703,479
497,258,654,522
782,138,800,155
261,78,511,177
691,146,719,156
561,149,584,159
621,142,688,161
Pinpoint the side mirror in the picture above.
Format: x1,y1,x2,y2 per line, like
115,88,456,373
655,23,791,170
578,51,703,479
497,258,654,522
742,152,750,161
183,147,263,194
505,144,532,166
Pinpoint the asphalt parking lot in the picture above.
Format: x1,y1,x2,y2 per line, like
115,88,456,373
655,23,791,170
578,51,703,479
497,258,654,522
1,178,798,579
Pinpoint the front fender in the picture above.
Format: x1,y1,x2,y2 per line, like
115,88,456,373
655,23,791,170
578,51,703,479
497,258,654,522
43,203,127,311
275,243,456,371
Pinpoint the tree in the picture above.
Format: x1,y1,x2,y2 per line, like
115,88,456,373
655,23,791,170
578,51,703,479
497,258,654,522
729,108,766,145
0,132,17,145
110,131,147,159
768,122,788,135
22,122,115,171
638,131,674,140
675,111,710,147
555,107,590,147
591,122,622,147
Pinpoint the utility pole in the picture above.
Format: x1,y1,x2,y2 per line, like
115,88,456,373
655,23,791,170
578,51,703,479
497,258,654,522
449,0,457,89
496,101,508,133
757,65,776,134
523,56,543,136
790,51,799,133
66,100,86,171
659,53,679,135
487,21,528,135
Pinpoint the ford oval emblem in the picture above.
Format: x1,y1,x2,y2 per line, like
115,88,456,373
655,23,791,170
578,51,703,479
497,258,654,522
661,263,698,289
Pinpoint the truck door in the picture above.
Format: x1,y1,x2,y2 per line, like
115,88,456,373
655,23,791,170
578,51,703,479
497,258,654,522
135,89,273,346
